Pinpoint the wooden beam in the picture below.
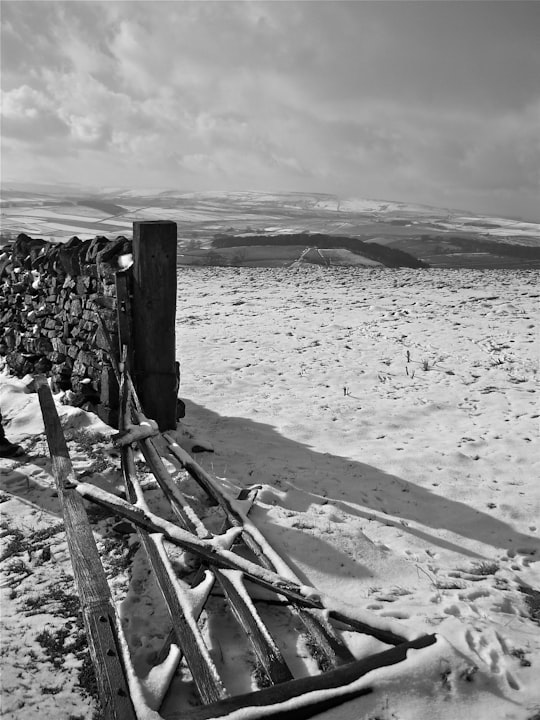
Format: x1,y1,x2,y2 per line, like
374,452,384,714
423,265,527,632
35,375,135,720
164,634,437,720
132,220,177,431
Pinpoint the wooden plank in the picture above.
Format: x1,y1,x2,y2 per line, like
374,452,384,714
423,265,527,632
35,375,135,720
138,435,209,539
164,634,437,720
132,220,177,431
215,570,294,685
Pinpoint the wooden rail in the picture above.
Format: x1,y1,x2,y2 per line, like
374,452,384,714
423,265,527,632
35,375,136,720
37,373,438,719
165,634,435,720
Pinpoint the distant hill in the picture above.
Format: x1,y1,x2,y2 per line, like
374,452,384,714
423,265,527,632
2,184,539,267
367,233,540,269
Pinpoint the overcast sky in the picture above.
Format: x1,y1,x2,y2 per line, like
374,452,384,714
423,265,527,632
2,1,539,220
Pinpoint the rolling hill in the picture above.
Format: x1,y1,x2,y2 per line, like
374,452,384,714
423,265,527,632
2,185,539,268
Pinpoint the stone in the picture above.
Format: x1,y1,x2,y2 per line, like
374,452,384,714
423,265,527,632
2,233,125,426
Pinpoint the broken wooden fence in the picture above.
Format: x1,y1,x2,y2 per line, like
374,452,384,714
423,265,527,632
36,371,436,720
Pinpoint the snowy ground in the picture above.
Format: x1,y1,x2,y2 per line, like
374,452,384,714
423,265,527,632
1,267,539,719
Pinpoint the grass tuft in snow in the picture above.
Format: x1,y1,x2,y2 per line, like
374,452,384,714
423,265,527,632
462,561,500,577
23,582,81,618
510,647,532,667
519,585,540,626
0,526,26,560
1,518,64,562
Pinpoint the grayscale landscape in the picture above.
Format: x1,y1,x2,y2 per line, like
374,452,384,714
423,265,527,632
1,1,539,719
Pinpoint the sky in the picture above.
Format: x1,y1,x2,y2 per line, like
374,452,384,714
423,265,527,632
1,1,540,221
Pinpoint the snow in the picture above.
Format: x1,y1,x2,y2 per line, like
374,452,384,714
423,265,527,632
1,267,539,719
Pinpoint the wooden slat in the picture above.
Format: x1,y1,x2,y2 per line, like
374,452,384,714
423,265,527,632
215,570,293,685
164,634,437,720
35,375,135,720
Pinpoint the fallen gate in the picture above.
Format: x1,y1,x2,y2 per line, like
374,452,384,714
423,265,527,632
35,365,437,720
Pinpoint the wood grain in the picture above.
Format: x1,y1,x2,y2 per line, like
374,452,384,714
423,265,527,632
35,375,135,720
132,221,177,430
164,634,437,720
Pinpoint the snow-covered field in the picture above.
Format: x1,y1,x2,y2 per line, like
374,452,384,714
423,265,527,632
1,267,539,719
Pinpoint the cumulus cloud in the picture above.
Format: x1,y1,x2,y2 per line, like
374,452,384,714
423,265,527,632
2,85,53,119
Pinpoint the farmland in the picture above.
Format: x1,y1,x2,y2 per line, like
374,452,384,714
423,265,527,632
1,185,540,268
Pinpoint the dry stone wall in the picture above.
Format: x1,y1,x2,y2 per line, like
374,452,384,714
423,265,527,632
0,233,133,426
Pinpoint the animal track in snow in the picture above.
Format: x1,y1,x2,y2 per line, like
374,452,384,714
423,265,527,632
459,589,491,601
443,604,461,617
464,628,521,690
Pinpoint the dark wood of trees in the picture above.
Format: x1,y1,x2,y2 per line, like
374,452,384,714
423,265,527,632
132,220,178,431
212,232,428,268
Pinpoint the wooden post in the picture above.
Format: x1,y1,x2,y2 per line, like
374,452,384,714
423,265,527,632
132,221,177,430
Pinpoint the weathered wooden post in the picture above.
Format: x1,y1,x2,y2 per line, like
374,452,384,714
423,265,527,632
132,221,177,430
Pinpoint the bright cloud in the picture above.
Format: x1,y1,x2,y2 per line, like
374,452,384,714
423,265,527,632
1,0,539,220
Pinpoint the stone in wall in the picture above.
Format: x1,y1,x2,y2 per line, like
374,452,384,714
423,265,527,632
0,233,133,427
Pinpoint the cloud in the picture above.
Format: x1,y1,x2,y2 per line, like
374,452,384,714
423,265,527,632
1,84,67,143
2,85,52,120
1,1,539,219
